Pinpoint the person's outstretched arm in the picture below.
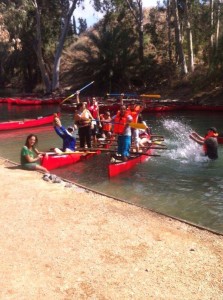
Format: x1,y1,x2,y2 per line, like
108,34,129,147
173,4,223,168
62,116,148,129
189,132,204,145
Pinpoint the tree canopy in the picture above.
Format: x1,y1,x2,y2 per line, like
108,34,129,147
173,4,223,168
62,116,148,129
1,0,223,97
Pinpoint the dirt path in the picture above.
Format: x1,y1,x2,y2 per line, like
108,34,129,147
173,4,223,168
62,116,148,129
0,158,223,299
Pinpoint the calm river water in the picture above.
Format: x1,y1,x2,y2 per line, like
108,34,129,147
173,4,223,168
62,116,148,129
0,103,223,233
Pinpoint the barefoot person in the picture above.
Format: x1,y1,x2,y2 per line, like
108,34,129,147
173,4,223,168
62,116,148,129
20,134,48,172
189,127,219,159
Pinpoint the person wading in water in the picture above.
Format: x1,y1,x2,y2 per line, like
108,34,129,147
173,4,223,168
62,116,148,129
189,127,219,160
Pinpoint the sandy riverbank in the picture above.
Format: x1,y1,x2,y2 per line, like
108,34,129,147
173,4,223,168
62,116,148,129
0,157,223,299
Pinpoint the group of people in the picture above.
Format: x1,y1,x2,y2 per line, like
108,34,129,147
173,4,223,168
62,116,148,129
20,93,220,173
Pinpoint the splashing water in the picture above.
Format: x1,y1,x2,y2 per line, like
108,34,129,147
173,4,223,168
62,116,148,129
162,119,208,163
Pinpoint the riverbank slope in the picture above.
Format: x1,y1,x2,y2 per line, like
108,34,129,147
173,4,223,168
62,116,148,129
0,158,222,299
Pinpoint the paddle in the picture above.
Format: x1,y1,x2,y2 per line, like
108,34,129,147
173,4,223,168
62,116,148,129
60,81,94,105
104,150,161,157
46,150,98,156
107,93,137,97
129,151,161,157
151,134,165,139
140,94,161,98
98,121,148,130
95,121,147,130
106,93,161,99
89,144,167,152
129,122,147,130
97,142,167,149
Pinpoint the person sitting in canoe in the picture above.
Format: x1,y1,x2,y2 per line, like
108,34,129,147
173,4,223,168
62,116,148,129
20,134,48,172
131,114,152,152
189,127,218,159
112,105,133,161
53,114,76,154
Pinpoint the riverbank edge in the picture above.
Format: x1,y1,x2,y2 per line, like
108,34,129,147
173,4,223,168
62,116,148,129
2,156,223,237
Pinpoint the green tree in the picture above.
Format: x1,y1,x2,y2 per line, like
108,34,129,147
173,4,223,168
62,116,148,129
93,0,145,62
78,18,87,34
69,15,138,93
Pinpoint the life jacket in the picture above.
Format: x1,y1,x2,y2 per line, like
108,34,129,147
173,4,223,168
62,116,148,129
100,114,112,132
88,103,99,119
75,109,92,127
126,105,141,123
113,111,128,134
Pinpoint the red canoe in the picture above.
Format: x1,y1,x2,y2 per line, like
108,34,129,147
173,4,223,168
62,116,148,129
0,113,58,131
6,97,62,105
218,136,223,144
185,105,223,111
108,148,154,177
41,150,101,171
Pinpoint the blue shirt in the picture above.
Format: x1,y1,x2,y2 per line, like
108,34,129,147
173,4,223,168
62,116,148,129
54,126,76,151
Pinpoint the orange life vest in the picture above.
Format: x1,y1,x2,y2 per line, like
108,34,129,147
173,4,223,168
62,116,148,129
113,111,127,134
126,105,141,123
100,114,112,132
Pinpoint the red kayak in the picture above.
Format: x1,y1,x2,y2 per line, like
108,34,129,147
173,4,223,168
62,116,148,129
6,97,62,105
41,150,101,171
218,136,223,144
108,147,154,177
0,113,58,131
185,105,223,111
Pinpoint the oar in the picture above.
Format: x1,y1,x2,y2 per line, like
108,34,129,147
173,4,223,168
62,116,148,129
140,94,161,98
99,121,148,130
60,81,94,105
129,151,161,157
46,150,97,156
129,122,147,130
151,134,165,139
96,148,161,156
98,142,167,149
107,93,137,97
89,145,166,152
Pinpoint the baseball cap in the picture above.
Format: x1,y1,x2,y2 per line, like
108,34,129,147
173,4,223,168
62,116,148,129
67,126,74,132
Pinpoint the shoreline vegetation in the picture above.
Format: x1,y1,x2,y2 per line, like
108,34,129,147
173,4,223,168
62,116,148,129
0,157,223,298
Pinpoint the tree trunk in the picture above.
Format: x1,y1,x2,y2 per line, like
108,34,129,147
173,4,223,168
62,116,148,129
166,0,172,64
172,0,188,76
215,0,221,50
210,0,214,49
33,0,51,93
124,0,144,62
51,0,78,91
185,0,194,72
138,0,144,63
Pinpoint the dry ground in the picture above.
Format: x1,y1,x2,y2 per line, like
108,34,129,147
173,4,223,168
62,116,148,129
0,158,223,300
